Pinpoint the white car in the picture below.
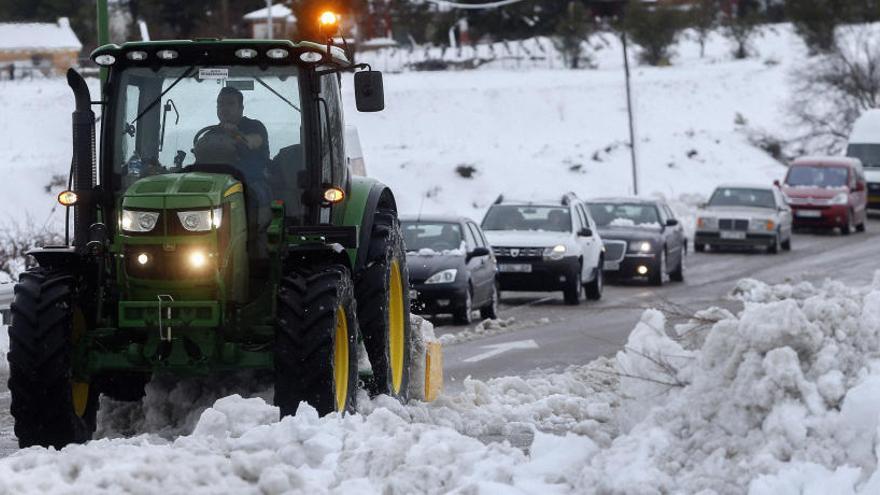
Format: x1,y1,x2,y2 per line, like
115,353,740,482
695,184,793,253
480,194,604,304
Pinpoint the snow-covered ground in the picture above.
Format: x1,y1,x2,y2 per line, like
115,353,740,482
2,274,880,493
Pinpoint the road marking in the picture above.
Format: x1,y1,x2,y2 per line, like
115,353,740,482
463,339,539,363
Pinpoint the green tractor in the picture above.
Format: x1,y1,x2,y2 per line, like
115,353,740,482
7,11,436,449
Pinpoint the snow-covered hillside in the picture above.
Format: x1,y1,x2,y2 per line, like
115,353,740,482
0,25,802,234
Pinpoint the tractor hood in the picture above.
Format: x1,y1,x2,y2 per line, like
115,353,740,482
120,172,241,210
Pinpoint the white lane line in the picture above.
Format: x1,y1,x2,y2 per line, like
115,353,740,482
463,339,539,363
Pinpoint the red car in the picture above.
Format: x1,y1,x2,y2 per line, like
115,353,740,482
780,157,868,234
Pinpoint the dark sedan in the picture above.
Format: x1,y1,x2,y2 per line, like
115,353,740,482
586,198,686,285
401,216,498,324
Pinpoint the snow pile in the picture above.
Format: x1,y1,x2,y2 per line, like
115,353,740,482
577,275,880,494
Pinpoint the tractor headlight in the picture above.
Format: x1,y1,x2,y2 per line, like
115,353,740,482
121,210,160,233
543,244,567,260
425,269,457,284
177,207,222,232
188,250,208,269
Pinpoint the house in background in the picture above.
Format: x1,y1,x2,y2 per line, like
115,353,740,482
0,17,82,78
243,4,297,40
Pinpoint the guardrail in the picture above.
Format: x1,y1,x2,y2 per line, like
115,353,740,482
0,284,12,325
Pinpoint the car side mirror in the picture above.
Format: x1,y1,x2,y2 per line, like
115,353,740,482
578,228,592,237
665,218,679,227
773,179,781,188
468,246,490,259
698,202,708,209
856,181,866,192
354,70,384,112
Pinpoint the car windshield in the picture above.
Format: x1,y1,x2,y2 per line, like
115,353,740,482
481,205,571,232
588,203,660,228
111,65,305,214
785,166,849,188
708,188,776,209
402,222,464,254
847,143,880,168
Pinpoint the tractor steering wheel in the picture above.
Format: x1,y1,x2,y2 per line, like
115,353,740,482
192,124,247,149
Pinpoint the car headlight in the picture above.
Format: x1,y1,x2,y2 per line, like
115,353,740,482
177,207,223,232
831,192,848,205
696,216,717,229
628,241,653,253
425,268,457,284
121,209,160,233
543,244,567,260
750,218,775,231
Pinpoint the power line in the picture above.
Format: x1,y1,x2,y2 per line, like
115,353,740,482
421,0,532,10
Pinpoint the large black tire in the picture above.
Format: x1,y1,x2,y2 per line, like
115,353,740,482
275,265,359,417
585,263,603,301
355,209,412,400
8,268,98,449
563,263,583,305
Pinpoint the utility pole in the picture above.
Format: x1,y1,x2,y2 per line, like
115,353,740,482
266,0,274,39
621,31,639,196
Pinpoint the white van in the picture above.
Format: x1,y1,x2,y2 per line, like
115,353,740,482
846,109,880,208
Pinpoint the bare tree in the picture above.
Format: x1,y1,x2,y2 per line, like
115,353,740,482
789,27,880,154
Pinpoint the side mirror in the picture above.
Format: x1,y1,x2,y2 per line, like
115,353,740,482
354,70,384,112
665,218,679,227
698,202,708,209
856,181,866,192
773,179,781,188
469,246,490,259
578,228,592,237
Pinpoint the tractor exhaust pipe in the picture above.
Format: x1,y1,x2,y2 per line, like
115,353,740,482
66,69,96,251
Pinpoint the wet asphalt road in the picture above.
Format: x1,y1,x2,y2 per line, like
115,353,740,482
438,218,880,389
0,219,878,454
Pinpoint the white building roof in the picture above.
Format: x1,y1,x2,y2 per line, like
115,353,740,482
0,17,82,52
243,4,296,21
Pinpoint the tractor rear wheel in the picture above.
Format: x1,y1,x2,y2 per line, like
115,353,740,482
275,265,358,417
355,209,412,400
8,267,98,448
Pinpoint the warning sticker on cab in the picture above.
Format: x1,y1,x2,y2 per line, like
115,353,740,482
199,68,228,80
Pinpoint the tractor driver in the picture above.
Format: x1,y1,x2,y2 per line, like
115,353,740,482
215,86,270,182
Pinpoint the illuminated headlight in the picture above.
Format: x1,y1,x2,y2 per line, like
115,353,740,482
177,207,222,232
637,241,652,252
121,210,160,233
136,253,149,265
425,269,457,284
696,216,717,230
189,250,208,269
831,192,848,205
543,244,567,260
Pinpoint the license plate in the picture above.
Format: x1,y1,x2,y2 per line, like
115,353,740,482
499,263,532,273
603,261,620,271
720,231,746,240
796,210,822,218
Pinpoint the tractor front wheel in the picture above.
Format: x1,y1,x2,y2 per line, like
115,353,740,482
275,265,359,417
356,209,412,400
8,267,98,449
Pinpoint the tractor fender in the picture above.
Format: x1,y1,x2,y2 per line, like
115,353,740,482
339,176,398,272
27,246,81,270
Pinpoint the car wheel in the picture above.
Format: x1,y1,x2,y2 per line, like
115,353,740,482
670,248,685,282
480,281,499,320
857,217,867,233
768,233,780,254
781,235,792,251
649,250,666,286
453,285,474,325
585,262,603,301
694,243,705,253
842,211,854,236
563,263,583,305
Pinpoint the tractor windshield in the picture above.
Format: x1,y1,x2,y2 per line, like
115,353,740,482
110,64,306,216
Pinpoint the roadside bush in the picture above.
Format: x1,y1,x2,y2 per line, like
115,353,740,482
552,1,595,69
622,2,687,66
